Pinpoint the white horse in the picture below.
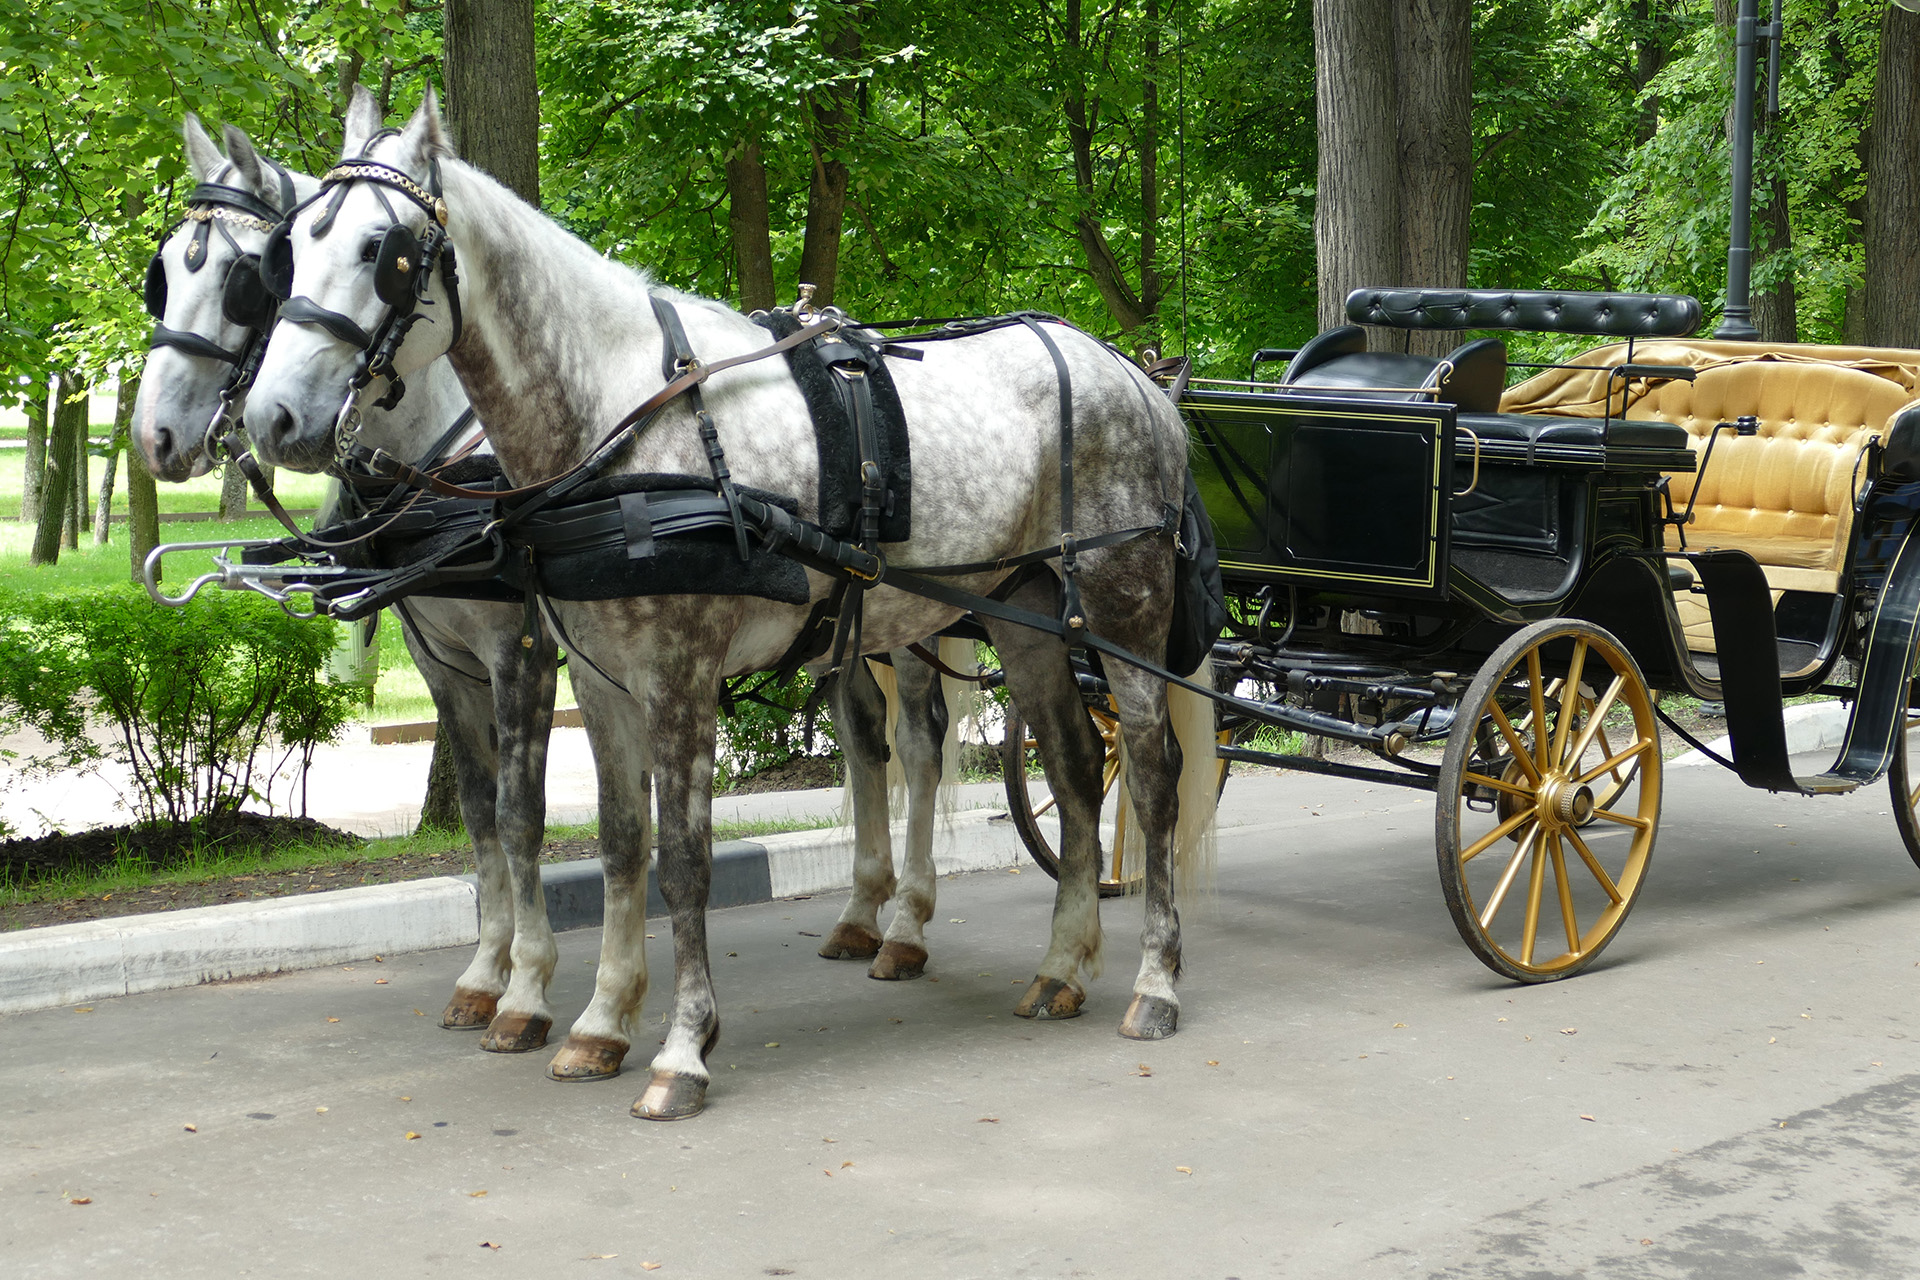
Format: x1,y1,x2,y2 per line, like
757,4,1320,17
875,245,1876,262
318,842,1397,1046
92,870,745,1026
247,87,1216,1120
134,115,564,1052
136,114,982,1033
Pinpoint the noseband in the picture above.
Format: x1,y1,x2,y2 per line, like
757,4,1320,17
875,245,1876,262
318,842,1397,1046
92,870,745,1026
260,135,463,441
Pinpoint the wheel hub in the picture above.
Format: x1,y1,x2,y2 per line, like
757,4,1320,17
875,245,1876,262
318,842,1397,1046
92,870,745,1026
1537,774,1596,830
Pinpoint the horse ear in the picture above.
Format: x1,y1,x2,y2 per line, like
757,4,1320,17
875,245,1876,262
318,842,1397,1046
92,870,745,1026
183,114,224,181
399,83,454,165
220,124,265,196
342,84,383,158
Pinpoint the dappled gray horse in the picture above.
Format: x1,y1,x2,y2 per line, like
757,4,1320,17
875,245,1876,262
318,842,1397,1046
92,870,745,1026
246,88,1215,1120
134,113,971,1041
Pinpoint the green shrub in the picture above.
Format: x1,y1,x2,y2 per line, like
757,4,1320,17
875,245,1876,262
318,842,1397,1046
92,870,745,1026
716,669,835,790
0,587,359,827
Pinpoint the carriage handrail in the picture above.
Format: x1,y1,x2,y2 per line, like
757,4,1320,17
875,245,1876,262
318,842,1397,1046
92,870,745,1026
1453,425,1482,497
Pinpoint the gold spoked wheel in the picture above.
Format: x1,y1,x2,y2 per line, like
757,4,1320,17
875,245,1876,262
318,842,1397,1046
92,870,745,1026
1437,619,1663,982
1888,706,1920,871
1002,697,1231,899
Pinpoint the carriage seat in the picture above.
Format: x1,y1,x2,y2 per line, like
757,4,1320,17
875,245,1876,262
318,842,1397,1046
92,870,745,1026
1455,412,1689,460
1282,326,1507,412
1627,360,1917,650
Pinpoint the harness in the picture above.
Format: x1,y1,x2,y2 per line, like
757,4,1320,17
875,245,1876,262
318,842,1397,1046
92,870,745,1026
150,156,1218,699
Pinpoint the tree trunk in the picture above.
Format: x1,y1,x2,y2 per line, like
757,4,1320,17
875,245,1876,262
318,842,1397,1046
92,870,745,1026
124,377,161,584
94,424,122,544
443,0,541,205
1865,2,1920,348
1394,0,1472,356
1631,0,1668,146
20,376,46,524
798,20,860,308
219,458,248,518
1139,0,1163,324
1753,169,1797,342
726,138,777,312
1313,0,1402,334
1063,0,1153,336
417,721,465,833
29,374,81,566
61,380,86,550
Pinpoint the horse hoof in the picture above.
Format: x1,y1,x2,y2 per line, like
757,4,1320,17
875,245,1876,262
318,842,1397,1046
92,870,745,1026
631,1072,708,1121
1119,994,1180,1040
440,989,498,1029
1014,975,1085,1020
546,1036,627,1082
868,941,928,981
818,922,883,960
481,1012,551,1054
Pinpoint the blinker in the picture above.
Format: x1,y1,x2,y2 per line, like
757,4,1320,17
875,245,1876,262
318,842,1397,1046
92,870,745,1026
261,219,294,301
221,254,273,329
374,222,422,307
143,253,167,320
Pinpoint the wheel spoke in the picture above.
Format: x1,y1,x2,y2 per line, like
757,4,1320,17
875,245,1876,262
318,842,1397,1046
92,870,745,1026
1564,673,1625,772
1478,825,1539,929
1565,827,1624,904
1033,791,1059,819
1519,833,1550,966
1526,649,1549,771
1489,702,1542,784
1460,805,1539,863
1591,806,1651,831
1550,641,1589,768
1550,834,1581,956
1463,770,1535,800
1576,737,1654,786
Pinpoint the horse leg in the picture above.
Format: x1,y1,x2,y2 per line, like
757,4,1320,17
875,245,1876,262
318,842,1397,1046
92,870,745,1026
412,632,510,1031
817,658,894,964
633,648,727,1121
548,670,652,1082
481,625,561,1053
870,649,946,981
1102,660,1185,1040
987,589,1106,1019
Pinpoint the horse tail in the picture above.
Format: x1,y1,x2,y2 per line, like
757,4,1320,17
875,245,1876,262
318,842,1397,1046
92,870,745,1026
935,636,979,818
1168,679,1220,898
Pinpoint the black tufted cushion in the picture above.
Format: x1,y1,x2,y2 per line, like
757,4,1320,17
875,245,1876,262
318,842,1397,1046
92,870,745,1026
1345,289,1701,338
1457,412,1689,452
1282,332,1507,412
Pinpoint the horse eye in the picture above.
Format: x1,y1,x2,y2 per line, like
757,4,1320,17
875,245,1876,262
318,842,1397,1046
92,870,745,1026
361,238,380,263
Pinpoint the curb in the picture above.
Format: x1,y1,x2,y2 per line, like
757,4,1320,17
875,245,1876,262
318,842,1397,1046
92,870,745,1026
0,809,1025,1017
1670,700,1849,768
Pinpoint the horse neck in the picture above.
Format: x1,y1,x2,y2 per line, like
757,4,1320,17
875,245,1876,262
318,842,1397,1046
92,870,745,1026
438,159,670,485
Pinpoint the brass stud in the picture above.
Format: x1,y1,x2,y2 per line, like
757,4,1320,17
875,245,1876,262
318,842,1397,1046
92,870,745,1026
395,256,412,274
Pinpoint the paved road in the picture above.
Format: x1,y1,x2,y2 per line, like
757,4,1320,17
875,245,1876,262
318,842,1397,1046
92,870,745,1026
6,763,1920,1278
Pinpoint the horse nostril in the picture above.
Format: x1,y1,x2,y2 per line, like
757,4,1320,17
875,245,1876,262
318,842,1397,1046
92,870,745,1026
150,426,174,467
268,402,296,444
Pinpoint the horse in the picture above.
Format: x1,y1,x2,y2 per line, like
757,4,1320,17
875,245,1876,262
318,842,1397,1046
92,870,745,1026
133,115,565,1052
245,86,1216,1120
135,113,981,1030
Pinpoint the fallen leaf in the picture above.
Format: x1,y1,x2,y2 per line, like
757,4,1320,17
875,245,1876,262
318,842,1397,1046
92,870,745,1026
1769,1037,1777,1044
1641,1239,1653,1246
183,1124,197,1133
1206,1060,1220,1067
413,1009,425,1017
641,1265,662,1272
977,1117,999,1124
1560,1027,1577,1035
327,1017,340,1024
374,955,383,962
765,1042,780,1049
73,1007,93,1013
1873,1061,1885,1066
1800,1013,1811,1019
469,1190,488,1198
315,1106,329,1114
374,979,389,986
798,931,821,937
727,952,738,958
822,1169,833,1177
400,1096,411,1102
840,1161,853,1169
69,1197,91,1205
1497,1017,1508,1022
1579,1114,1595,1122
822,1137,837,1143
480,1242,501,1251
1175,1166,1193,1175
948,918,966,924
1393,1022,1407,1029
586,1254,618,1260
646,934,656,939
406,1131,422,1140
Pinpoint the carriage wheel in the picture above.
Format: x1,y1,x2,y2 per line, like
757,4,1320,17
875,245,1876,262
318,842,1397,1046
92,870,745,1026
1002,699,1230,899
1887,702,1920,871
1436,619,1662,982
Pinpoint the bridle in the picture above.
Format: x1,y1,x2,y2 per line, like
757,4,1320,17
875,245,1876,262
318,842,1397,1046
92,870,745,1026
142,158,297,463
260,130,463,460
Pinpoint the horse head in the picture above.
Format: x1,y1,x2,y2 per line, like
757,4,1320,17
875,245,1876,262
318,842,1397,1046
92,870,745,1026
248,86,463,473
132,116,314,481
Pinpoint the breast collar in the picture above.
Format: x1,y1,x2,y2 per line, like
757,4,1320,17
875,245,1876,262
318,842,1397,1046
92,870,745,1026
260,132,463,460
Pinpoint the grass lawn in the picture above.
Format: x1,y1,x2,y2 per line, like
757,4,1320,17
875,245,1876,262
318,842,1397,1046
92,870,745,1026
0,441,577,726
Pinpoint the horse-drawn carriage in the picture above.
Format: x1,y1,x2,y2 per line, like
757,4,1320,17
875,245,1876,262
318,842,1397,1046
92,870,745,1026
1003,286,1920,983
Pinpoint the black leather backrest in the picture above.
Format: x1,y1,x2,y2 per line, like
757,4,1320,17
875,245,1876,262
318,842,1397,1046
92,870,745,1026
1440,337,1507,413
1284,324,1367,381
1345,288,1701,338
1884,402,1920,484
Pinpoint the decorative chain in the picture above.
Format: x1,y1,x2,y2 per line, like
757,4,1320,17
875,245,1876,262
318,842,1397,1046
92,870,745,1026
185,204,276,235
320,162,448,226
